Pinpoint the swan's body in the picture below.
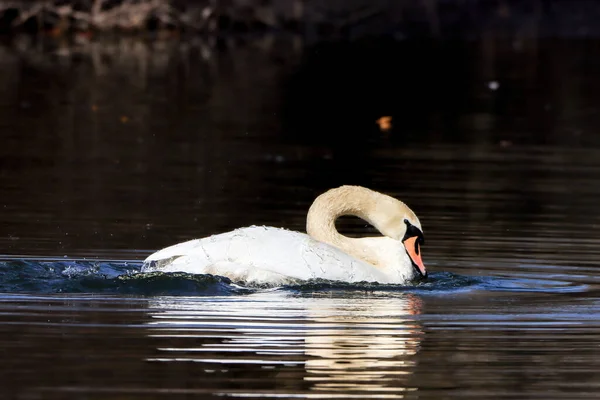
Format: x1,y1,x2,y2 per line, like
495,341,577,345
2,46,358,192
143,186,426,285
143,226,398,285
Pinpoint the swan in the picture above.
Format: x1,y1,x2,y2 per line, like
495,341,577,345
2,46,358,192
142,185,426,285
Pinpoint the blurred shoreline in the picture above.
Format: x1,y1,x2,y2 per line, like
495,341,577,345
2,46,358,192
2,0,600,42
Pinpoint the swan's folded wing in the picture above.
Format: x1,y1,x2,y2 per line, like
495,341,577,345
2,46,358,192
143,226,389,284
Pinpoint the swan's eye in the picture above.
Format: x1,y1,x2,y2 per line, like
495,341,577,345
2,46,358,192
402,219,425,246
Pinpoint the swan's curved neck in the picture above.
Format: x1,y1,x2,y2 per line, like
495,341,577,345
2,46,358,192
306,186,417,266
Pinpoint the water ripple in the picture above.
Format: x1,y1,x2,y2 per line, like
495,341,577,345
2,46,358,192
0,258,592,297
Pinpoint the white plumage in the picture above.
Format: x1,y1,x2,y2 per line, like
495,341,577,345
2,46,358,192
142,226,390,285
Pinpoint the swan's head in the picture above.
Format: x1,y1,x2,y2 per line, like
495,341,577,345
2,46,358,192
368,195,427,279
400,218,426,279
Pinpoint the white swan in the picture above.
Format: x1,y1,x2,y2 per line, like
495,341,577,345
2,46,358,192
142,185,426,285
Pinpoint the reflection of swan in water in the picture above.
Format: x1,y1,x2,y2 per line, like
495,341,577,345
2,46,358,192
302,294,423,393
143,186,427,285
144,291,423,397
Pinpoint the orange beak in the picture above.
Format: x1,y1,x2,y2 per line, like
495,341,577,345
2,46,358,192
403,236,427,278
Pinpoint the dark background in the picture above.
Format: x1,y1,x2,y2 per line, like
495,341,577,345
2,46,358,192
0,0,599,266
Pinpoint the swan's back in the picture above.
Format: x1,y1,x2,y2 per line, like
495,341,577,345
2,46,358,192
142,226,389,285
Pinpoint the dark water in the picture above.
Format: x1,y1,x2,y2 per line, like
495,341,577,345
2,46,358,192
1,32,600,399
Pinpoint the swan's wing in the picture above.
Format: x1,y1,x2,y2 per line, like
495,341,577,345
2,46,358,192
144,237,211,265
143,226,389,284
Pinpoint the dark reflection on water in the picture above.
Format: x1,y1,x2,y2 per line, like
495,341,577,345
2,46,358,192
1,31,600,399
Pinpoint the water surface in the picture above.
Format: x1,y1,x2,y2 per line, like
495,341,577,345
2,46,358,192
1,33,600,399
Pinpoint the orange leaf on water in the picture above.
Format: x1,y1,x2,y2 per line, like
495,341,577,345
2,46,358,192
376,116,392,132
